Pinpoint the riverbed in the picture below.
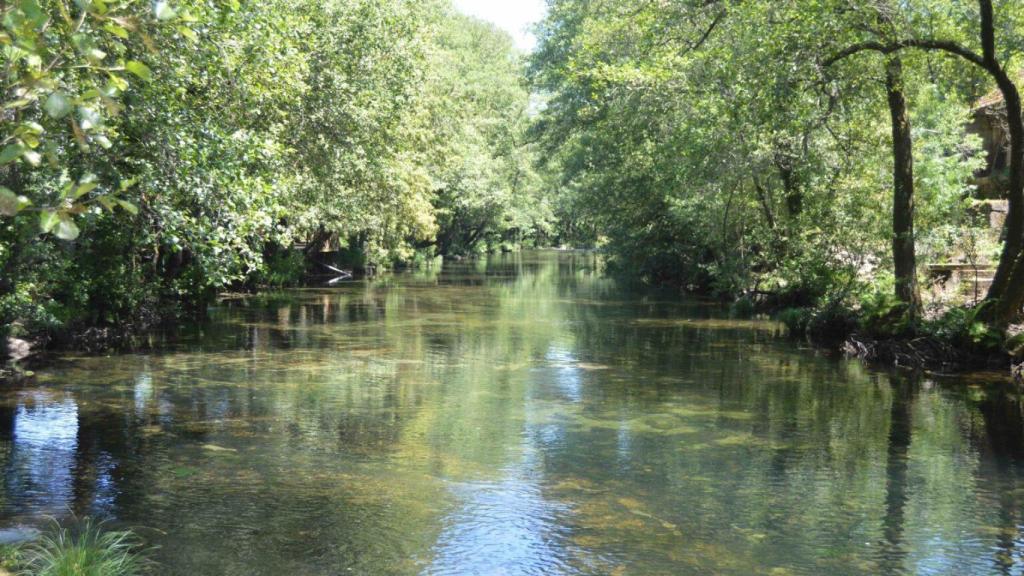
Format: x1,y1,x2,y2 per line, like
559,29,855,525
1,251,1022,575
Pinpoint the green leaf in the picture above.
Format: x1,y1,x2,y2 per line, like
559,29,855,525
0,144,25,164
74,182,99,198
177,26,197,42
39,210,60,233
4,99,32,110
78,107,101,131
117,199,139,215
103,23,130,39
108,74,129,92
55,216,80,241
0,187,28,216
125,60,152,82
22,150,41,167
44,92,73,119
19,0,45,24
20,121,44,135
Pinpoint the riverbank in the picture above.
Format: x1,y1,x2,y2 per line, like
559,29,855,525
767,300,1024,381
2,308,190,381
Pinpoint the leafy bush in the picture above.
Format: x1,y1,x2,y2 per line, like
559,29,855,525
776,303,858,341
256,250,307,287
858,291,915,338
922,304,1004,353
777,307,813,337
729,296,756,319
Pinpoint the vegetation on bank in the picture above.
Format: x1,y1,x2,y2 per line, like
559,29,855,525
530,0,1024,372
2,0,1024,375
1,0,552,351
0,519,146,576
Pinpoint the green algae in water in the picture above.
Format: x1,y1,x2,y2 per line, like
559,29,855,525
1,252,1022,575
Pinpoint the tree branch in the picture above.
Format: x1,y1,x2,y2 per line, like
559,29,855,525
823,39,986,69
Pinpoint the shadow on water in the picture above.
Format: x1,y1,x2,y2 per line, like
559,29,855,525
0,251,1023,575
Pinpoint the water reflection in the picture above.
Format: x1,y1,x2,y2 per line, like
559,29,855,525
431,456,574,575
0,252,1022,575
4,393,78,519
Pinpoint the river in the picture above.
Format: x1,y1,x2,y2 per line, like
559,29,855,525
1,251,1022,575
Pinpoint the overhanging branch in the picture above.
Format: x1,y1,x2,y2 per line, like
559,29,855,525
823,39,986,69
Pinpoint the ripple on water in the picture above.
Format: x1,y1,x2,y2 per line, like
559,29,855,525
2,252,1023,576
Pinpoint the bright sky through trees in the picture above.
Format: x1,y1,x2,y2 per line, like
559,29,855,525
451,0,546,51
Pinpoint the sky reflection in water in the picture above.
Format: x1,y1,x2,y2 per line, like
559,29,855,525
0,252,1022,575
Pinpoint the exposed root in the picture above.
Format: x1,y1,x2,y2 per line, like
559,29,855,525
842,333,995,371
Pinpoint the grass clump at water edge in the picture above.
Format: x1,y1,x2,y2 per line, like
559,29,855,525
0,518,149,576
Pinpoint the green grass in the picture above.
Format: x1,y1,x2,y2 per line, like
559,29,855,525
12,519,148,576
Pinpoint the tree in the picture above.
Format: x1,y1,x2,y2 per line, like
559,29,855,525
826,0,1024,325
886,56,922,318
1,0,555,346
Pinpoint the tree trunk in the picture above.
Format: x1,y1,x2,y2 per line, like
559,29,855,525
886,57,921,318
986,74,1024,292
973,0,1024,324
773,146,803,218
988,70,1024,322
823,0,1024,323
303,227,331,257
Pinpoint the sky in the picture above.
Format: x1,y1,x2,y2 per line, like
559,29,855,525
451,0,547,52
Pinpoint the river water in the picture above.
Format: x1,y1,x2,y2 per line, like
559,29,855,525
1,251,1023,575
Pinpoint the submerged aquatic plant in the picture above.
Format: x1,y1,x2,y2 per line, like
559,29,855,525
16,518,148,576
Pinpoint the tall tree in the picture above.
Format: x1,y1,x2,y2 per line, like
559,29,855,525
827,0,1024,324
886,56,922,318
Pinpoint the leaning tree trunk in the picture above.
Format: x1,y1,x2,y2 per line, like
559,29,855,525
973,0,1024,324
989,74,1024,322
886,57,921,319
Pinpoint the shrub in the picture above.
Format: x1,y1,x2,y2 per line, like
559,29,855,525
777,307,812,337
858,291,914,338
777,303,858,342
729,296,756,319
922,304,1004,353
257,250,308,287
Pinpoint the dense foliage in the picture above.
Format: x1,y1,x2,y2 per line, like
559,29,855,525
531,0,1024,341
0,0,548,345
4,0,1024,358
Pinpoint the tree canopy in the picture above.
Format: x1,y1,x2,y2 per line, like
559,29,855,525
531,0,1024,338
3,0,1024,354
1,0,548,343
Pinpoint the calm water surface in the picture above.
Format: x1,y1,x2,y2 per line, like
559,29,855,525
3,251,1024,575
